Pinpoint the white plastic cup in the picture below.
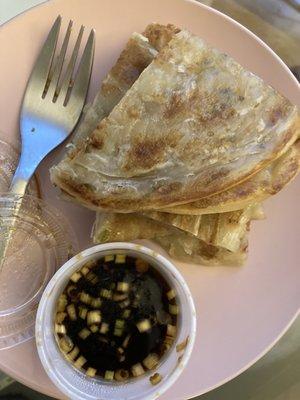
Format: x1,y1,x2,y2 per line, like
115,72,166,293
36,243,196,400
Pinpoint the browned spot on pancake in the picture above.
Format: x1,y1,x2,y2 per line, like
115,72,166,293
271,184,281,194
68,148,79,160
125,138,165,170
267,100,297,131
201,243,219,258
209,168,229,183
236,187,254,197
157,182,182,195
89,121,108,150
282,126,295,147
187,89,236,124
127,107,140,118
143,23,181,51
272,159,298,193
268,106,284,126
125,130,182,172
91,132,104,149
168,131,182,148
164,93,184,118
60,177,92,198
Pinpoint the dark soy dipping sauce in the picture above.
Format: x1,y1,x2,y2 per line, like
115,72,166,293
54,254,178,381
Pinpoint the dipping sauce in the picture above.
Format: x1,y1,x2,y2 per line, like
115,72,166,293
54,254,178,381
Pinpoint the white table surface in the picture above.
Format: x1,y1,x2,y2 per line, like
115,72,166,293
0,1,299,399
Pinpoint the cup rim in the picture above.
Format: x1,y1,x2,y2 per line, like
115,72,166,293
36,242,197,400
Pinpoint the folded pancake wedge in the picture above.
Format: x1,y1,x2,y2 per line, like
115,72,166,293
93,212,248,266
65,25,300,219
68,24,180,153
69,51,300,218
51,29,299,212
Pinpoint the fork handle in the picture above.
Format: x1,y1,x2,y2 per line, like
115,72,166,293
10,149,40,195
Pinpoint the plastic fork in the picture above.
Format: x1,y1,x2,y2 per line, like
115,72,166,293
0,16,95,266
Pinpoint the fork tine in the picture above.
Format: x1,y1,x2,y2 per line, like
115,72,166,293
57,25,85,102
64,29,95,109
44,20,73,100
25,16,61,96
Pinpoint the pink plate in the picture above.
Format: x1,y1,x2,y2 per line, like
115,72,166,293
0,0,299,399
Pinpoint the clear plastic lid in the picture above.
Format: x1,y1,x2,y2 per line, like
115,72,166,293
0,193,78,349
